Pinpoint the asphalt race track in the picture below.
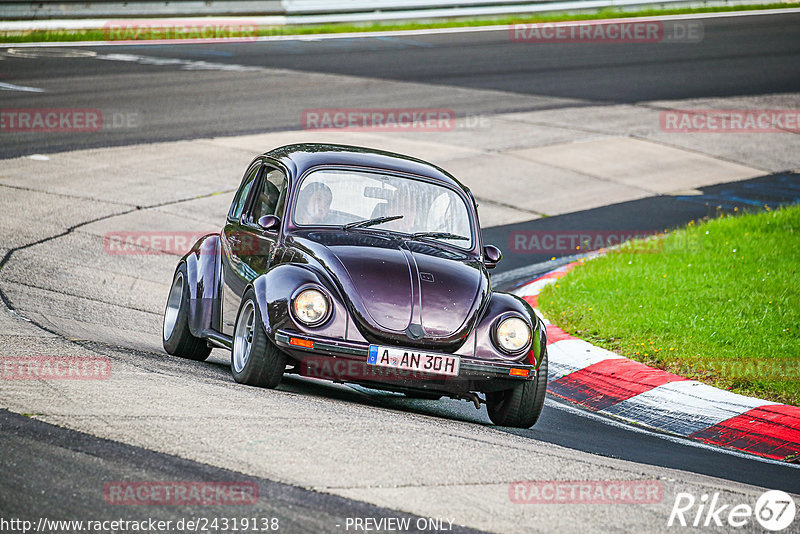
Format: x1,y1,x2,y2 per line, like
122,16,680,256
1,12,800,158
1,10,800,534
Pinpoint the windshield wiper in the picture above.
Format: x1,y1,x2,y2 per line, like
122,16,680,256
342,215,403,230
410,232,469,241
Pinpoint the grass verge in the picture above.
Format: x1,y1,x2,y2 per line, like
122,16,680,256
2,3,799,43
538,205,800,406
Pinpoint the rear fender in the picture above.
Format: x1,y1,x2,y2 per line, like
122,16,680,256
180,233,220,338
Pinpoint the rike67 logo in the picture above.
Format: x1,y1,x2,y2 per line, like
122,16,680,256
668,490,796,531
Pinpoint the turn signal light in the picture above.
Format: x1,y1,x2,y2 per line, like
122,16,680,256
509,368,530,377
290,337,314,349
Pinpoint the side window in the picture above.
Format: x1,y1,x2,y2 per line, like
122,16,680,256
229,164,261,221
251,168,287,223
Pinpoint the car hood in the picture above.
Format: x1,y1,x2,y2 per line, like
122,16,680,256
291,230,488,346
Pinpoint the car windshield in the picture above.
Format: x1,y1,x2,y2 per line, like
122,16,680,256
293,169,474,248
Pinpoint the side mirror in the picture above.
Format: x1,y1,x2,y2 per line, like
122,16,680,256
257,215,280,232
483,244,502,269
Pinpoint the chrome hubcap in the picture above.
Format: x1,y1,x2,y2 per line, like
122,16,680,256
163,272,183,341
233,300,255,373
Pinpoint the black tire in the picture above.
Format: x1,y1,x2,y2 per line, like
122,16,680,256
162,263,211,361
486,348,548,428
231,289,286,388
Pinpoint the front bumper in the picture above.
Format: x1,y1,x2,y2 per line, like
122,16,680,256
274,330,537,393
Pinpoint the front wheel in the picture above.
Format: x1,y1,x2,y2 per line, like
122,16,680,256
231,289,286,388
486,349,548,428
162,263,211,361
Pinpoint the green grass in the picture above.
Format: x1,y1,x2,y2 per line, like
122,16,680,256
538,205,800,406
2,3,799,43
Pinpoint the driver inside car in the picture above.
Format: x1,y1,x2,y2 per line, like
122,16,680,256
296,182,333,225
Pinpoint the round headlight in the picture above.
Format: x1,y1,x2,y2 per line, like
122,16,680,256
293,288,329,325
496,317,531,353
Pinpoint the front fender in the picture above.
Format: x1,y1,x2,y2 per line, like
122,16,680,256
251,264,350,341
472,291,545,367
180,233,220,338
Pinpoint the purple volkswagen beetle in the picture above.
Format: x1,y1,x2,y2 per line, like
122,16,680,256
162,144,547,428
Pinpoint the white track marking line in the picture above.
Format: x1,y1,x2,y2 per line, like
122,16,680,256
92,52,262,72
0,81,45,92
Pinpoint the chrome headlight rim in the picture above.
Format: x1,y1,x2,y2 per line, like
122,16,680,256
493,314,532,355
290,284,332,327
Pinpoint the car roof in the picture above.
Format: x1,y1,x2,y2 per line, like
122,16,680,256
261,143,470,193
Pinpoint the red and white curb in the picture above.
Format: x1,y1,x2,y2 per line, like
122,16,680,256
514,262,800,463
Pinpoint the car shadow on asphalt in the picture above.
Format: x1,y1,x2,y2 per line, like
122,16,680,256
203,353,800,493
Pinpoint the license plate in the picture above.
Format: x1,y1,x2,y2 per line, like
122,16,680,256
367,345,460,377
